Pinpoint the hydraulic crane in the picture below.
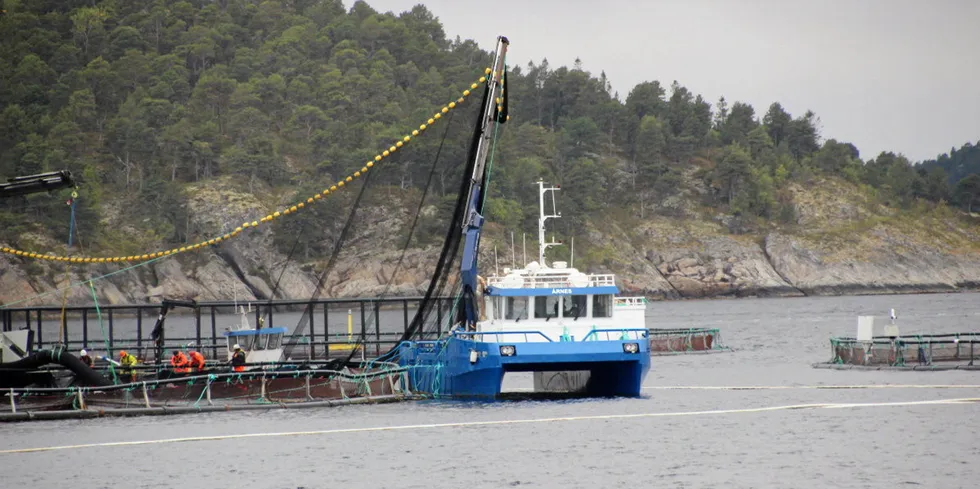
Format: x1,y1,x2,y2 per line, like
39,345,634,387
0,170,76,199
458,36,509,330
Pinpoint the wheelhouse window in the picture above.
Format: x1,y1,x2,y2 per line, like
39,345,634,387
235,335,254,351
592,295,612,318
564,295,587,319
267,333,281,349
491,297,504,320
505,297,528,320
534,296,559,319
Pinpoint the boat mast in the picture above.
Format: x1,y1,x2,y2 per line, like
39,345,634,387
536,180,562,267
458,35,509,329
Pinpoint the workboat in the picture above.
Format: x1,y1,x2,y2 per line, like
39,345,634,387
395,37,650,398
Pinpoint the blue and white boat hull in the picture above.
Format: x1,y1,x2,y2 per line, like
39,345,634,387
398,333,650,399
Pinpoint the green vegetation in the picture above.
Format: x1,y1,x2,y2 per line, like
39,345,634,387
0,0,976,272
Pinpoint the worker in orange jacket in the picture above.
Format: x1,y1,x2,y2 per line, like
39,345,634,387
170,349,190,374
188,350,206,373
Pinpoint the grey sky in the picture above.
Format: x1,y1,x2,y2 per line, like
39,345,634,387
364,0,979,163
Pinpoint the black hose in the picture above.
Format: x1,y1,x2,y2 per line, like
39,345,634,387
0,350,111,388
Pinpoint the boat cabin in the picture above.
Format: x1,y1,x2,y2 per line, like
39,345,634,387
223,327,287,363
478,260,646,343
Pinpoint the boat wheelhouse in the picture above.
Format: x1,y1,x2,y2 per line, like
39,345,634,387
480,260,647,346
221,304,287,365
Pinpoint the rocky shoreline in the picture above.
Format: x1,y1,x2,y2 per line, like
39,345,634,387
5,229,980,307
4,177,980,308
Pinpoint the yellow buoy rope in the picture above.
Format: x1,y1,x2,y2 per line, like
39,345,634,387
0,68,496,265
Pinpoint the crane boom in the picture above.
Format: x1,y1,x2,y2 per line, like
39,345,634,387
459,36,509,329
0,170,75,199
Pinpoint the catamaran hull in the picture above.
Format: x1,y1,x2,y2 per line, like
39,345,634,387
398,337,650,399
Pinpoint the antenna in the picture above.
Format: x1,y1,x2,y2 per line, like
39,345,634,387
536,180,562,267
522,232,526,268
494,244,499,276
570,236,574,268
511,231,516,268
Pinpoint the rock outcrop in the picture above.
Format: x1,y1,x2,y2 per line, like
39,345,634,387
3,177,980,307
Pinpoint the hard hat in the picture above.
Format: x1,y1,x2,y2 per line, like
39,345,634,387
119,350,127,358
80,349,87,356
233,344,241,350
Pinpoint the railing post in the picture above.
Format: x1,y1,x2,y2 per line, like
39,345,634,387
323,302,330,360
403,299,409,340
436,298,443,338
108,308,114,349
210,307,218,359
142,382,151,408
136,308,142,352
267,301,274,329
195,307,202,350
305,374,312,401
374,300,381,356
308,302,315,360
82,308,89,350
32,310,41,350
360,301,367,361
9,388,15,414
36,310,43,347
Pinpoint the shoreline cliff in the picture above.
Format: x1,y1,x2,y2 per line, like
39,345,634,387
4,177,980,308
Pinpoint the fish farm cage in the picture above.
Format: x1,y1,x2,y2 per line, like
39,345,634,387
826,333,980,368
647,327,729,354
1,361,415,422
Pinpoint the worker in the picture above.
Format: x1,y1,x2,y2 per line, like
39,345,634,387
170,349,190,374
231,344,246,372
79,349,93,368
188,349,206,373
119,350,138,382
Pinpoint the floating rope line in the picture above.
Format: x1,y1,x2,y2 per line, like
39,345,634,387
2,397,977,454
0,68,497,265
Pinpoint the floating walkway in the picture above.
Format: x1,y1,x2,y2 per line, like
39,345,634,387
1,363,417,422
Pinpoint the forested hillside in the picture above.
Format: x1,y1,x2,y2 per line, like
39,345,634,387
2,0,979,304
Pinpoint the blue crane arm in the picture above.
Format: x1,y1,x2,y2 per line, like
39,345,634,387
458,36,509,328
